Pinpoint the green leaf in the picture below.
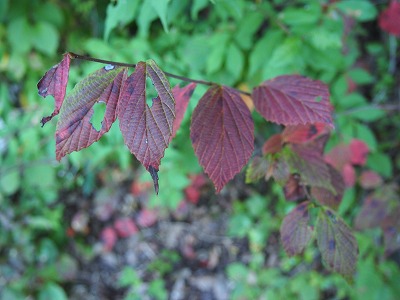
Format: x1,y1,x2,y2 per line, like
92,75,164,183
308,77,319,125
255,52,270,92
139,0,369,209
348,107,385,122
0,169,20,195
262,37,305,80
280,3,321,26
38,283,67,300
7,17,31,54
104,0,140,40
308,27,342,50
119,267,140,287
348,68,374,84
226,43,244,80
150,0,170,33
31,21,59,56
335,0,377,22
316,208,358,279
338,93,367,109
354,123,377,151
234,10,264,50
137,0,158,36
367,152,393,178
249,29,283,77
206,33,230,74
191,0,209,20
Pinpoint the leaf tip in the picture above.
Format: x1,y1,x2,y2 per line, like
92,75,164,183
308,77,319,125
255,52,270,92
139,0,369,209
148,165,159,194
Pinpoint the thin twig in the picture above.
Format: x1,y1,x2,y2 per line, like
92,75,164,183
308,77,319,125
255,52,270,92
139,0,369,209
68,52,252,96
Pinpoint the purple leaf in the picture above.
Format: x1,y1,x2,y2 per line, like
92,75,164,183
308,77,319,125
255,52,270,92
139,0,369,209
56,66,127,160
118,60,175,193
38,53,71,126
171,83,196,139
190,85,254,192
280,201,313,256
252,75,333,127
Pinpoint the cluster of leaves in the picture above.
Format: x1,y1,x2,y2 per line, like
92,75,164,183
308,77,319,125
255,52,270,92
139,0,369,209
38,53,333,196
246,123,359,279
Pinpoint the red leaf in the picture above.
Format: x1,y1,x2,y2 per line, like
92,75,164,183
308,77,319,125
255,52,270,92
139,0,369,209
190,85,254,192
359,170,383,189
55,66,127,160
136,209,158,227
114,217,138,238
262,133,282,155
252,75,333,127
185,186,201,204
354,196,389,230
280,201,313,256
311,165,345,210
171,83,196,139
349,139,369,166
282,122,328,144
101,227,117,251
379,0,400,37
324,144,352,171
283,174,306,201
118,60,175,194
342,163,356,187
37,53,71,126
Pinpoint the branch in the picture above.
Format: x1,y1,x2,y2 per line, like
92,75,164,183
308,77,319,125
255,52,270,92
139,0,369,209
68,52,251,96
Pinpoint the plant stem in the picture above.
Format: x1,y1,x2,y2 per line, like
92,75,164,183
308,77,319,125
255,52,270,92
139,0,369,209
68,52,251,96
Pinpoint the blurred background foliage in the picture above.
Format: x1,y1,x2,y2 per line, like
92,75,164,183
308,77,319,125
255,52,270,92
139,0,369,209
0,0,399,299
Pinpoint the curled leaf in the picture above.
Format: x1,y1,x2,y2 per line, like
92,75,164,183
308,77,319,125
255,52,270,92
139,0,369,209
37,53,71,126
252,75,333,127
191,85,254,192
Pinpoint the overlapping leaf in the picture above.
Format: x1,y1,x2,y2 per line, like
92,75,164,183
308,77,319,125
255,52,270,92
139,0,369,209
280,201,312,256
282,122,328,144
245,156,269,183
286,140,332,190
171,83,196,138
252,75,333,127
311,165,345,210
56,66,127,160
262,133,283,155
37,53,71,126
283,174,306,201
316,208,358,279
118,60,175,194
190,85,254,192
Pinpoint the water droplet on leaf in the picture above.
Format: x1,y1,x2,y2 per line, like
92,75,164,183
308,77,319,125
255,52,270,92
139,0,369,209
104,64,115,71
